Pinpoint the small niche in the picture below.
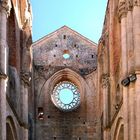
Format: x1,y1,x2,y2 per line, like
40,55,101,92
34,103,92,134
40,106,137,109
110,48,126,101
76,54,78,58
54,54,56,57
54,136,56,139
37,107,44,120
91,54,94,58
78,137,81,140
55,44,57,47
47,115,50,118
63,35,66,39
83,122,86,124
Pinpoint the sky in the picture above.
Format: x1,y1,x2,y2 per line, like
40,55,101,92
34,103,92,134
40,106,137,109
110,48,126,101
30,0,107,43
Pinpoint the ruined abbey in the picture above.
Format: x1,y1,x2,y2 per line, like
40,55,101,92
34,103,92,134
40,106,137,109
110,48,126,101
0,0,140,140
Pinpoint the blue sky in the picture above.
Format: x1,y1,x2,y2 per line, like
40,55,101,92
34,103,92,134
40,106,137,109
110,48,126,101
30,0,107,43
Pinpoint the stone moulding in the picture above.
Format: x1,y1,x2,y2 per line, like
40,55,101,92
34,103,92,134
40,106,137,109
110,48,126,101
20,71,31,86
133,0,140,6
0,69,7,79
101,73,110,88
0,0,11,16
127,0,133,10
118,0,140,20
118,0,127,20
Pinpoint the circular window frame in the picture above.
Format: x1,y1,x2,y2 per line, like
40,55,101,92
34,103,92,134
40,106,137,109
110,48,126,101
51,81,81,111
47,68,85,112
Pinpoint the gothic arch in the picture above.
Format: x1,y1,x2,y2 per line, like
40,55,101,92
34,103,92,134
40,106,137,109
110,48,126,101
37,68,86,106
113,117,124,140
6,116,18,140
48,68,86,90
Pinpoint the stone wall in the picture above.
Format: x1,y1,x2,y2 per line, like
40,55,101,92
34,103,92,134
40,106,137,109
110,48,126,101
98,0,140,140
0,0,32,140
33,26,101,140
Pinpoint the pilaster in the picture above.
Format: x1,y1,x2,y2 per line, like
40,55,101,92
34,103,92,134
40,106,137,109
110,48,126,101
118,1,129,140
0,1,11,140
20,71,31,140
102,73,110,140
125,1,136,140
133,0,140,139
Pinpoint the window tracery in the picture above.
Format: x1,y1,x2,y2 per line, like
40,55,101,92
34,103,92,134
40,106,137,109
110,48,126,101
51,81,80,111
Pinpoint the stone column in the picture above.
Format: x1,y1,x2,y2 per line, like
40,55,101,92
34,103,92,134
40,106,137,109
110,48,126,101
133,0,140,139
108,0,115,109
118,1,128,140
20,72,31,140
135,72,140,140
102,73,110,140
126,1,136,139
0,1,11,140
20,4,32,138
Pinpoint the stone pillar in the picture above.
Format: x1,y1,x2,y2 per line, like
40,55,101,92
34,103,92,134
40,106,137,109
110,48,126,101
126,1,136,139
0,1,11,140
108,0,115,108
20,72,31,140
102,73,110,140
135,72,140,140
20,4,32,138
133,1,140,139
118,0,128,140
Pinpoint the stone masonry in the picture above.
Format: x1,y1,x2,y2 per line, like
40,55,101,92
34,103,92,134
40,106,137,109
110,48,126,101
0,0,140,140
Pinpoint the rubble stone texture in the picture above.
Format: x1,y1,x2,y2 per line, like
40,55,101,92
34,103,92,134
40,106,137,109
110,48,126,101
0,0,140,140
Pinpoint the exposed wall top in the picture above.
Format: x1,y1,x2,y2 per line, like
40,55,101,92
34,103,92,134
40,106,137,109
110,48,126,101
33,26,97,78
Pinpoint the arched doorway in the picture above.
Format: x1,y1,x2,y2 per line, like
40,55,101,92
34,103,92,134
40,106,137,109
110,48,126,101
6,116,17,140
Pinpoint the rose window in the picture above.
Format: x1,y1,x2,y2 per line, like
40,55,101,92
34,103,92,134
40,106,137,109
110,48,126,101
51,81,80,111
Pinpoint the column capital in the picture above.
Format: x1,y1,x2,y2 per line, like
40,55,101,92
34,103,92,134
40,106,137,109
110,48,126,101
133,0,140,6
118,0,127,20
102,73,110,88
126,0,133,10
0,0,11,16
0,69,7,79
20,71,31,86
